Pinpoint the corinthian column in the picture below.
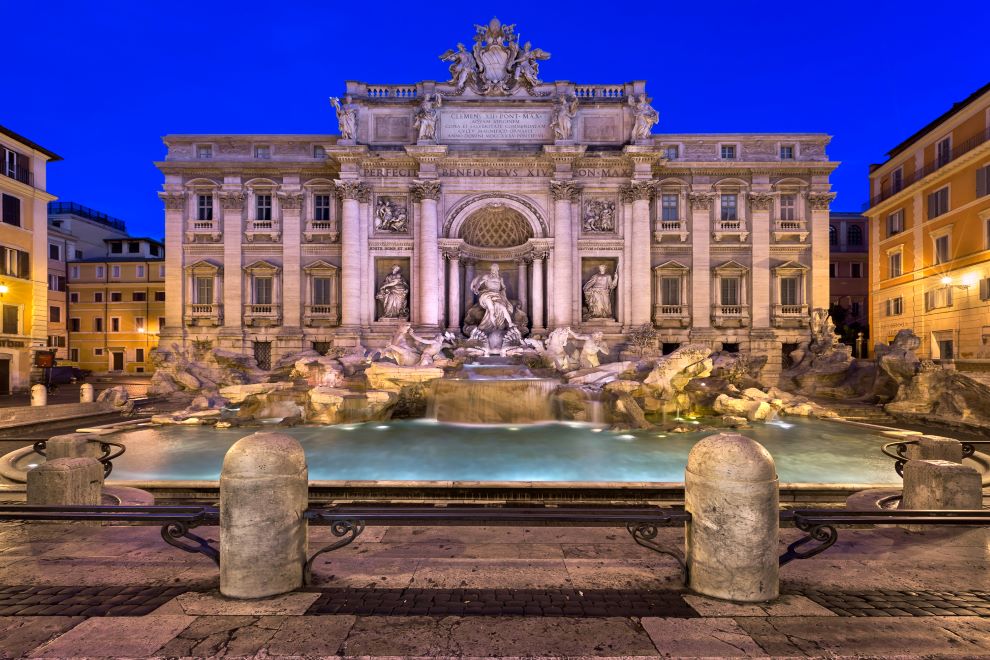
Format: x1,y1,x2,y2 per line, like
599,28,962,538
624,181,654,326
549,180,580,328
412,180,442,328
516,257,528,313
336,181,366,328
531,251,546,331
446,251,461,332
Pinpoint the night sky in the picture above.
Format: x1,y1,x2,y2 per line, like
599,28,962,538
5,1,987,238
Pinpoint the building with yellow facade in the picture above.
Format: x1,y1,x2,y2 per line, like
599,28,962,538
67,238,165,374
0,125,60,394
867,82,990,360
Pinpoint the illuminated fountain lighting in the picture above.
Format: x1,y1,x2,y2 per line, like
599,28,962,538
374,425,390,430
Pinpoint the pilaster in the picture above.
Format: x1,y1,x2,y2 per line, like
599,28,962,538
807,191,836,311
549,180,581,327
159,191,187,332
219,189,245,333
749,192,774,329
336,181,368,329
622,181,655,327
278,191,304,331
412,180,442,328
689,192,716,329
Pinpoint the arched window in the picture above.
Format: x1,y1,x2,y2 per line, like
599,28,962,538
848,225,863,246
829,225,837,246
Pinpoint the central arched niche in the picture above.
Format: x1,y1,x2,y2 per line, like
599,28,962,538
460,205,533,248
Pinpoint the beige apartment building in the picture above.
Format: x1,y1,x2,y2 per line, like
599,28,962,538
867,82,990,359
67,238,166,374
0,125,60,393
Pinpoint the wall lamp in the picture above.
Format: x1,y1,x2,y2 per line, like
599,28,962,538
941,274,978,290
0,282,7,297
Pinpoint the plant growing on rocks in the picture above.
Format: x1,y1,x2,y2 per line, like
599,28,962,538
627,323,660,358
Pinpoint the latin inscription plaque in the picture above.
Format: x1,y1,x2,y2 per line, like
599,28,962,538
440,110,551,142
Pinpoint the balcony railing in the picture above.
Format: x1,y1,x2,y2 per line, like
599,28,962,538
48,202,128,231
712,304,750,327
2,166,32,187
245,220,280,242
713,220,749,242
653,303,689,327
304,219,339,242
184,304,223,326
773,219,809,242
868,126,990,208
654,219,688,242
244,304,281,326
773,304,810,327
305,304,340,326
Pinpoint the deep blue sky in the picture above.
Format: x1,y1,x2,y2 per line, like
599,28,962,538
5,1,988,238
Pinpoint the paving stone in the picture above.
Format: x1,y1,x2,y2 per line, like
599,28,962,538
26,614,194,658
173,590,320,615
685,593,836,617
642,616,765,656
0,616,84,660
265,615,355,656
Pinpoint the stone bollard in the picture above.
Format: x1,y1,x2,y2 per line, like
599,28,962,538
901,459,981,531
906,435,963,463
30,384,47,407
46,433,104,461
220,432,308,599
685,432,779,602
80,383,95,403
27,457,103,505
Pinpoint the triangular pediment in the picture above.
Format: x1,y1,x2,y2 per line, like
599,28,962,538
184,259,222,274
243,259,281,274
713,260,749,273
653,260,689,272
303,259,340,273
772,260,809,273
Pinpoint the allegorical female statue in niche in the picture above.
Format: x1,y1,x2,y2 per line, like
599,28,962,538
582,264,619,320
376,264,409,319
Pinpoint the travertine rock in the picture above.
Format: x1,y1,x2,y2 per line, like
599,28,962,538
642,344,712,399
564,361,636,387
713,394,773,421
364,362,444,392
96,386,129,408
220,382,294,405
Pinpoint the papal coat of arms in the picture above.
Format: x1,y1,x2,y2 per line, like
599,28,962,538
439,17,550,96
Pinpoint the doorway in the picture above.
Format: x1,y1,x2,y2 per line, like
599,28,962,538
111,352,124,371
0,359,9,395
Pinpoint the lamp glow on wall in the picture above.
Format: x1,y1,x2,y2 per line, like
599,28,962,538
0,282,8,297
941,273,978,289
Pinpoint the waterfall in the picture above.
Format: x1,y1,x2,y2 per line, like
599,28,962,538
428,377,561,424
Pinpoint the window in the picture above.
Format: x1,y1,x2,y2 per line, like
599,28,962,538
195,277,214,304
47,275,66,292
1,194,21,227
70,265,80,279
110,292,122,302
780,145,794,160
150,244,162,257
2,147,28,183
937,338,954,360
0,248,29,279
661,194,679,221
314,195,331,221
887,209,904,236
720,145,736,160
254,145,271,159
49,244,61,261
936,136,951,168
254,277,273,305
889,252,903,278
197,195,213,221
111,265,121,278
69,292,78,303
158,316,166,330
69,348,79,362
110,317,120,332
980,278,990,301
47,335,65,348
887,296,903,316
94,317,103,332
128,242,139,253
851,262,863,278
136,348,145,363
779,194,796,221
829,225,837,245
847,225,863,246
69,318,80,332
934,235,950,264
110,242,122,254
1,305,17,334
158,264,165,277
927,187,949,219
977,165,990,198
720,277,740,305
925,287,953,311
75,250,82,259
154,291,165,302
93,348,104,357
661,277,680,305
135,317,145,332
720,194,737,221
133,291,147,302
779,277,799,305
891,168,903,194
196,145,213,159
256,194,272,221
829,262,837,278
313,145,326,159
664,145,679,159
94,292,104,303
851,301,861,317
136,265,145,278
312,277,333,305
49,306,60,322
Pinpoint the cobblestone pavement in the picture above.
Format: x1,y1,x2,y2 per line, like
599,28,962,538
1,520,990,657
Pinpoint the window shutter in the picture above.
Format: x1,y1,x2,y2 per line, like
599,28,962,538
978,166,989,198
924,290,932,311
885,299,891,316
980,278,990,301
17,251,29,278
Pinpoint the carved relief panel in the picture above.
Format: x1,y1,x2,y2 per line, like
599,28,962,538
581,197,618,234
374,195,410,234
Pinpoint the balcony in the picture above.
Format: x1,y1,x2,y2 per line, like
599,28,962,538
185,220,222,243
711,304,750,328
184,303,223,327
303,219,339,243
244,219,280,242
2,165,33,187
713,220,749,242
305,304,341,327
773,219,808,242
653,220,689,243
772,304,810,328
244,303,281,327
652,304,690,328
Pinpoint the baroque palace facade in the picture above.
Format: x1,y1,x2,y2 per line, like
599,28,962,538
158,19,836,379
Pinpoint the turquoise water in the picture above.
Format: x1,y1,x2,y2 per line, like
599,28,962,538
102,418,900,484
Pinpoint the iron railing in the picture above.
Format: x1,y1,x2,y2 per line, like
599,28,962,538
2,166,32,186
48,202,127,231
31,437,126,478
881,439,990,477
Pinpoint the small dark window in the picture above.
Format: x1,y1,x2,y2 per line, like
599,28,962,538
49,306,60,322
661,342,681,355
110,242,122,254
722,342,740,354
49,244,61,260
110,292,122,302
69,318,80,332
128,242,140,253
154,291,166,302
2,305,18,334
132,292,147,302
1,194,21,227
136,348,145,363
94,292,104,303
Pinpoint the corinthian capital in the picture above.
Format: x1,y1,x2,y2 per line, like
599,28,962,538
158,191,185,211
336,181,370,202
806,191,837,211
748,192,775,211
549,180,581,202
277,191,304,210
411,180,442,202
620,181,654,203
219,191,246,210
688,192,717,210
